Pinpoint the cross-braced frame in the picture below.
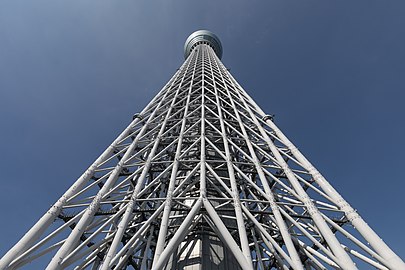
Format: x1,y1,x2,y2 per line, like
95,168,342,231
0,30,404,270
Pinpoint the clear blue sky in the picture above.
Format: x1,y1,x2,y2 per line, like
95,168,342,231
0,0,404,262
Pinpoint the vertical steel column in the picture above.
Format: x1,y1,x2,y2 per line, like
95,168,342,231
0,73,173,269
206,45,253,268
208,48,305,270
228,70,405,269
152,47,198,267
45,65,187,270
218,62,358,269
100,54,195,270
2,29,404,270
262,118,405,269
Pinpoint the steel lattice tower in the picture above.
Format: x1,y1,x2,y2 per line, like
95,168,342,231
1,30,404,270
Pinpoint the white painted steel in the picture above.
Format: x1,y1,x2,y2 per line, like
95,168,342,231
1,31,404,270
0,76,171,270
208,52,304,270
224,71,357,269
152,48,198,267
45,67,185,270
228,71,405,269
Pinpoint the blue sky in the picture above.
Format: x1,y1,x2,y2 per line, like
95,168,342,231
0,0,404,262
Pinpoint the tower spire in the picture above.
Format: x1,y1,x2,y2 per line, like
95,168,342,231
0,30,404,270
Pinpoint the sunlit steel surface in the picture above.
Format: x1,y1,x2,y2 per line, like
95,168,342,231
184,29,222,59
0,31,404,270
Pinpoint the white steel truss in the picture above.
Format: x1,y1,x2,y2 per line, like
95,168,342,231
0,30,404,270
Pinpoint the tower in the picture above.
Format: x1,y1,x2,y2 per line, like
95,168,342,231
0,30,404,270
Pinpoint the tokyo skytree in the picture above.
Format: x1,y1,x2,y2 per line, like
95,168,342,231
0,30,404,270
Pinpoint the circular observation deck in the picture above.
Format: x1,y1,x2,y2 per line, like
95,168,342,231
184,30,223,59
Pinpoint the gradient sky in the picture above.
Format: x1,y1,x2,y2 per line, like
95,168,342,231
0,0,404,263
